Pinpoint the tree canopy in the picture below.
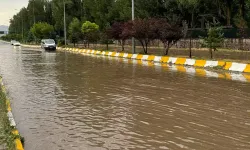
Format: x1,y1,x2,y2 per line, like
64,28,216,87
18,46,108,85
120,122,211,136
7,0,250,42
30,22,54,40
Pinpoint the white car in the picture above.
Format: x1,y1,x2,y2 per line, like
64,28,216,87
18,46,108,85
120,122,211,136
41,39,56,51
13,41,21,46
11,40,16,45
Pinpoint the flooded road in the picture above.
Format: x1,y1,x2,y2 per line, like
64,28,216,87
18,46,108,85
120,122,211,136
1,42,250,150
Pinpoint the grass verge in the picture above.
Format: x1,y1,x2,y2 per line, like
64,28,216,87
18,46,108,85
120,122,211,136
0,80,23,150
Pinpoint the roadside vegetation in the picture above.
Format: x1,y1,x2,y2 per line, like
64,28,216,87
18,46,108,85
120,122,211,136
1,0,250,62
0,85,16,150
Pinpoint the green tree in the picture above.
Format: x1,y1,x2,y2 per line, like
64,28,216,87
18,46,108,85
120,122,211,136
30,22,54,40
178,0,200,58
81,21,99,47
26,31,35,43
156,19,184,55
83,0,114,30
202,27,224,59
69,18,81,47
218,0,233,26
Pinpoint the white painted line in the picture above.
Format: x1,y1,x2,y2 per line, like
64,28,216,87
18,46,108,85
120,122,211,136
108,52,113,56
229,63,247,72
123,53,128,58
115,53,120,57
131,54,138,59
153,56,162,62
7,112,16,127
205,61,218,67
185,59,196,66
141,55,149,61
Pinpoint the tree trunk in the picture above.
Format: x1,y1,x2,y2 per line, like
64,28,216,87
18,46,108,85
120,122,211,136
165,42,170,55
189,37,192,58
140,40,147,54
121,40,125,51
239,38,243,50
189,12,194,58
226,6,231,26
106,43,109,51
240,0,245,19
210,48,213,59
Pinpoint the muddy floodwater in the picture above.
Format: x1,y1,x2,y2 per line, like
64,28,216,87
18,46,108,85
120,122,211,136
0,42,250,150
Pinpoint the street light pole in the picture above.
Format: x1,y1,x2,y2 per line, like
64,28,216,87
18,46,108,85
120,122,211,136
33,0,35,24
81,0,83,20
132,0,135,53
64,0,67,46
22,13,24,42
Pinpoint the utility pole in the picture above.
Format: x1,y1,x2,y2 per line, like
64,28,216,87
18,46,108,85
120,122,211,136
33,0,35,24
64,0,67,46
81,0,82,20
22,13,24,42
132,0,136,54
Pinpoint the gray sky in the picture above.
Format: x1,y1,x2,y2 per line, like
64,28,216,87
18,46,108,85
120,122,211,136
0,0,28,26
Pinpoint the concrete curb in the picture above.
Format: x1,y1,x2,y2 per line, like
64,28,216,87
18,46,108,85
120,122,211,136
0,77,24,150
21,44,40,49
57,47,250,73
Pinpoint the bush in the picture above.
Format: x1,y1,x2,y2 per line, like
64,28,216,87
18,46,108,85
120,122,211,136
30,22,54,40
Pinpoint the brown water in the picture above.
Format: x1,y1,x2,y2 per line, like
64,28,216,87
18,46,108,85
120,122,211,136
1,42,250,150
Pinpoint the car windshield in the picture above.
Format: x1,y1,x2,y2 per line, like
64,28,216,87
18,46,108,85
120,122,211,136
44,39,55,44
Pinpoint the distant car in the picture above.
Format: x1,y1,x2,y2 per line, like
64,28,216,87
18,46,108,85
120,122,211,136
41,39,56,51
13,41,21,46
11,40,16,45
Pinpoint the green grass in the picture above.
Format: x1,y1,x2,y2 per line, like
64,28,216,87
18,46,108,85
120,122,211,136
0,86,17,150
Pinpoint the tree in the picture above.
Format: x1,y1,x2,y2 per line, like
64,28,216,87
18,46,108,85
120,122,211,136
30,22,54,40
130,18,158,54
178,0,200,58
156,19,183,55
83,0,114,30
107,22,127,51
26,31,35,43
69,18,81,47
81,21,99,47
108,0,131,22
202,27,224,59
222,0,233,26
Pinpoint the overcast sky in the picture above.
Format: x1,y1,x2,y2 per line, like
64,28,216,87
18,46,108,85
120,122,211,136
0,0,28,26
